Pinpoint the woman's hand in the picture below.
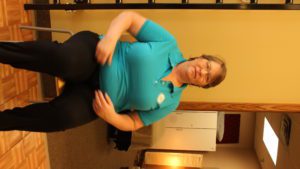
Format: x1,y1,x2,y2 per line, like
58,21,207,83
93,90,117,121
95,35,117,65
93,90,144,131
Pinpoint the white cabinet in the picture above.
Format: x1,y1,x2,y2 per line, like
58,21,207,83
164,111,217,129
151,111,217,151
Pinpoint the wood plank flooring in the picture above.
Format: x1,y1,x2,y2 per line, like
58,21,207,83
0,0,50,169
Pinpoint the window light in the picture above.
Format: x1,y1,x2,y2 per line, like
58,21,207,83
263,117,279,165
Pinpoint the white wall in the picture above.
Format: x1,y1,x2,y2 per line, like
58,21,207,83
203,147,261,169
255,113,300,169
202,112,260,169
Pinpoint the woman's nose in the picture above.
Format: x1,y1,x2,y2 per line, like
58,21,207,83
201,69,208,75
196,67,201,74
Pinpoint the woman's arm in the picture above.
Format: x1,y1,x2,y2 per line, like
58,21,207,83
93,90,144,131
108,111,144,131
105,11,146,42
96,11,146,65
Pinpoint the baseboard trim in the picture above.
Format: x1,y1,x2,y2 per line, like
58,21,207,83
178,101,300,113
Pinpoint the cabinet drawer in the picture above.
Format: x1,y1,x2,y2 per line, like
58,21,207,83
164,111,217,129
151,128,216,151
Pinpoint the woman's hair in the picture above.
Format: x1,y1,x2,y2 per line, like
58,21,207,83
188,54,227,89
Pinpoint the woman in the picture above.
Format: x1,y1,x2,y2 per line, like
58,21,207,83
0,11,226,132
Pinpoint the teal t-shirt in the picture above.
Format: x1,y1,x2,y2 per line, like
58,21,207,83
98,20,187,126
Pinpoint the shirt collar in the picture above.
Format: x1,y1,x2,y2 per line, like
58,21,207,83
168,51,188,96
168,51,187,68
173,83,187,94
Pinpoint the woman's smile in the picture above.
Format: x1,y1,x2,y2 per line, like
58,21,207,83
194,66,201,79
190,66,197,79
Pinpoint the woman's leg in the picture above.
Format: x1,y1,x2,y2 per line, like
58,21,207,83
0,83,98,132
0,31,100,83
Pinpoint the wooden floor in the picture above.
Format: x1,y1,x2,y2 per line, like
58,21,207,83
0,0,50,169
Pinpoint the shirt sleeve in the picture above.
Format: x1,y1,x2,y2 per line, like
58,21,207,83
135,20,176,42
137,102,179,126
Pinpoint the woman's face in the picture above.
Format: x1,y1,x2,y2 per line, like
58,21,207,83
182,58,222,87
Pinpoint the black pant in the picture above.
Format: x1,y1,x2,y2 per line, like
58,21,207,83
0,31,100,132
